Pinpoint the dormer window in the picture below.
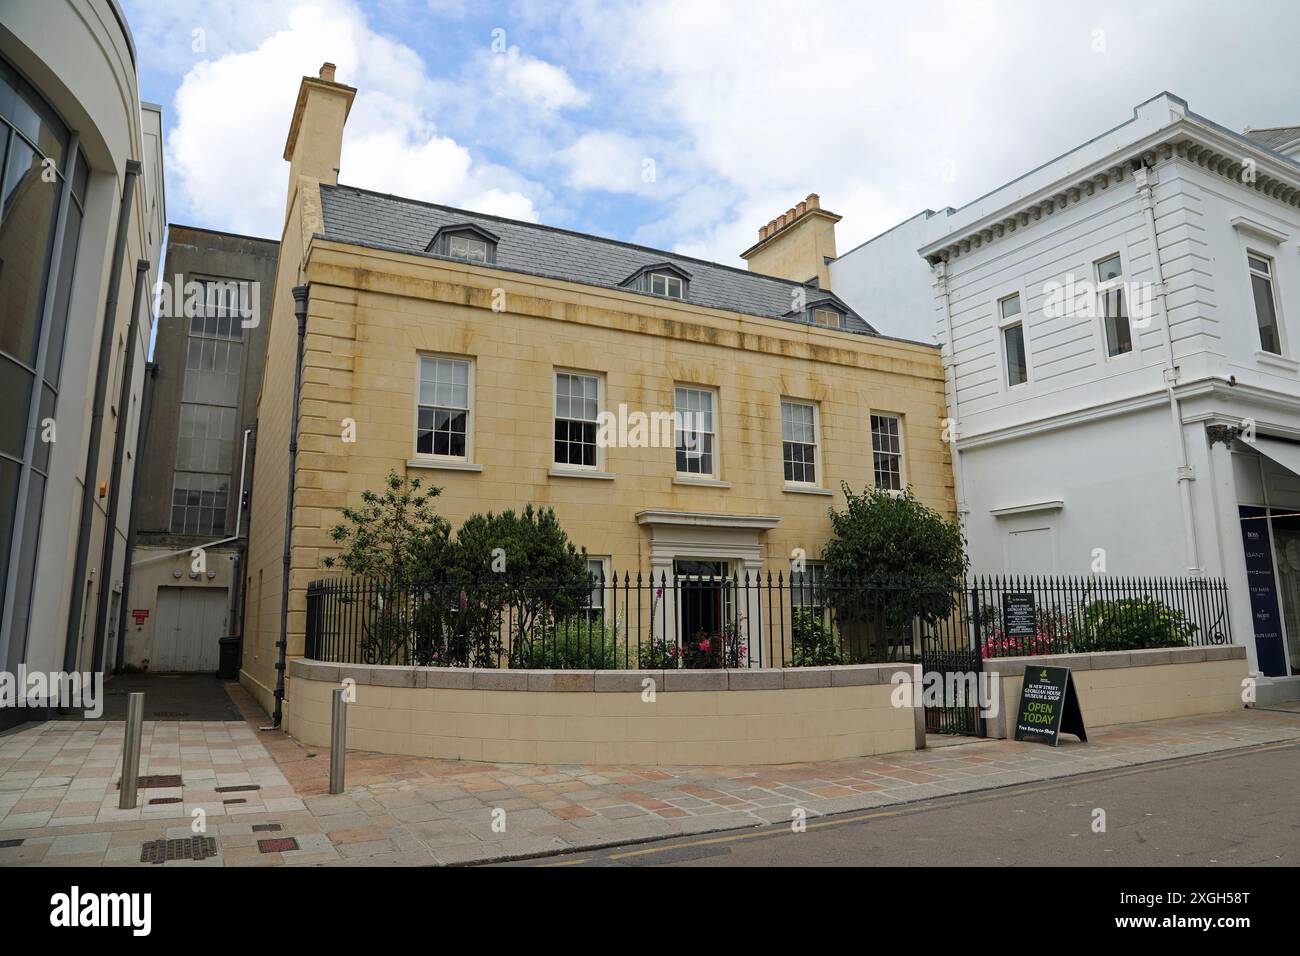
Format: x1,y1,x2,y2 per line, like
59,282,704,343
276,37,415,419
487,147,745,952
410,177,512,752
650,272,684,299
449,234,489,263
425,223,499,264
620,262,691,300
813,308,842,329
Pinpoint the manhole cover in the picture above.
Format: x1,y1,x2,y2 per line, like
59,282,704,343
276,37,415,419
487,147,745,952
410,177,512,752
214,784,260,793
148,797,183,805
139,837,218,864
252,824,282,833
117,774,183,790
257,837,298,853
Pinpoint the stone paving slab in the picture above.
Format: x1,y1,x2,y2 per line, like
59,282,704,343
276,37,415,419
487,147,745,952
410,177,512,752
1,680,1298,867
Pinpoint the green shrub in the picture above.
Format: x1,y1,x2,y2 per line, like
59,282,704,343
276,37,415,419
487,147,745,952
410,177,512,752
1070,597,1197,651
512,615,628,669
791,608,843,666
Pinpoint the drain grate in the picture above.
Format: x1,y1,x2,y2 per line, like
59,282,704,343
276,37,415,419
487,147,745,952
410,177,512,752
139,836,218,864
222,798,246,805
0,838,23,848
214,784,261,793
154,711,189,718
257,837,298,853
117,774,183,790
252,824,282,833
147,797,183,805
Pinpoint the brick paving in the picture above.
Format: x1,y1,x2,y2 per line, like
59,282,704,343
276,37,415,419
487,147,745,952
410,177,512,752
2,683,1298,867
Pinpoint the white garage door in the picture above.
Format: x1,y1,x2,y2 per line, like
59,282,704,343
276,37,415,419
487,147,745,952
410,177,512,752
153,587,228,672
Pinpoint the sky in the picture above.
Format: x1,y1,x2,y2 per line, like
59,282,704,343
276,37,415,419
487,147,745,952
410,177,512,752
122,0,1300,267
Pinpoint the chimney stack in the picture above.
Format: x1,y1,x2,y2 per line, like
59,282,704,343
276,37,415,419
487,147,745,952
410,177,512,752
282,59,357,227
740,193,842,290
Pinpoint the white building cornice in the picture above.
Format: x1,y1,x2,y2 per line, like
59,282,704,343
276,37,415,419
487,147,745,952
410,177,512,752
920,110,1300,267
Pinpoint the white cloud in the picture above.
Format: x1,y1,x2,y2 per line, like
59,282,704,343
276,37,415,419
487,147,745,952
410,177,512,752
482,46,590,113
548,0,1300,264
163,0,546,237
559,131,652,193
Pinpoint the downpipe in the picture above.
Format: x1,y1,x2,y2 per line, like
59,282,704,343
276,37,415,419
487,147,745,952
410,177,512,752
1134,160,1201,574
269,285,310,729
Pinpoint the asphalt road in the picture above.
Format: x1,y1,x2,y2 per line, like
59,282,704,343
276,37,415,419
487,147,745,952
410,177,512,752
518,740,1300,867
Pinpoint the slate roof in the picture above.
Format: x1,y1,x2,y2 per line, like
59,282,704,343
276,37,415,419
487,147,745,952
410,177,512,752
1244,125,1300,154
317,183,876,335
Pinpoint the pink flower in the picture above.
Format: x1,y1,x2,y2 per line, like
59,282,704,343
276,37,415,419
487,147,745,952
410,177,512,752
459,590,468,610
698,639,711,653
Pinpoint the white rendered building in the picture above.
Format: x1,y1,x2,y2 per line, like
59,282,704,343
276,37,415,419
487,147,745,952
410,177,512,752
832,94,1300,693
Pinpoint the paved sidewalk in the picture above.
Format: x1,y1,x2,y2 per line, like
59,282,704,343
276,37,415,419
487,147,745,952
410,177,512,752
2,685,1299,866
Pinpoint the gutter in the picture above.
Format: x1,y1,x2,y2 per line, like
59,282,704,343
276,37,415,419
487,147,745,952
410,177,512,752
64,159,141,675
272,285,310,728
91,259,150,672
113,360,156,674
1134,161,1201,573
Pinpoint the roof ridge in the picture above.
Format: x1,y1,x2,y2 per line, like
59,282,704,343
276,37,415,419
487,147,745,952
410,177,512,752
323,181,819,291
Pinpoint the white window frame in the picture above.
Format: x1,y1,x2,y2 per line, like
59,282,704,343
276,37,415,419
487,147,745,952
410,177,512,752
869,411,906,493
413,353,474,463
780,398,820,487
996,291,1031,390
586,555,611,622
674,384,719,479
790,560,826,611
813,308,842,329
1094,251,1135,361
448,234,489,263
553,369,604,471
650,272,685,299
1247,249,1287,358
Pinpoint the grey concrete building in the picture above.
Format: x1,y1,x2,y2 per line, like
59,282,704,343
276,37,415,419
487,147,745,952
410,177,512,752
123,224,277,672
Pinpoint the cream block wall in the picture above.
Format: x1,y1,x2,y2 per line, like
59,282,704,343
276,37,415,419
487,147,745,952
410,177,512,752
286,660,923,766
984,647,1249,738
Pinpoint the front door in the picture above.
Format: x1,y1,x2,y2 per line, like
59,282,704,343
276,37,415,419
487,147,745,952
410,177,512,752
674,560,732,646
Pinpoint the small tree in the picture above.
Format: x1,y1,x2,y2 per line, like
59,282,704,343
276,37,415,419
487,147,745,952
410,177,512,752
449,505,590,664
821,483,967,660
322,471,452,580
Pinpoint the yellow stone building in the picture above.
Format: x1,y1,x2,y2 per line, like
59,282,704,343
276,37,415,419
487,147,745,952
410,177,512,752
241,65,954,719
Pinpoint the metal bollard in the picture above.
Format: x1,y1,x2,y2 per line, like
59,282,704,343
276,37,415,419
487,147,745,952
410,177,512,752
329,687,347,795
119,692,144,809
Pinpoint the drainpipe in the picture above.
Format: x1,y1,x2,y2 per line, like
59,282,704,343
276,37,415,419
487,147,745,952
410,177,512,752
1134,160,1201,573
272,285,310,728
113,360,157,674
91,259,150,673
934,260,969,532
64,159,141,675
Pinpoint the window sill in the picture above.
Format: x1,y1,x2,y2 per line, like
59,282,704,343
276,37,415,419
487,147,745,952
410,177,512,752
406,458,483,472
783,484,832,496
672,476,731,489
1255,350,1299,372
549,467,614,481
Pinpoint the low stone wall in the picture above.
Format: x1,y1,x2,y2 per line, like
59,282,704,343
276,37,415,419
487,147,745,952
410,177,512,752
983,645,1249,738
285,659,924,766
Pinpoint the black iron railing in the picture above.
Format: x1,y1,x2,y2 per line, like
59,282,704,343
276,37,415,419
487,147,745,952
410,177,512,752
301,572,1231,670
971,574,1232,658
